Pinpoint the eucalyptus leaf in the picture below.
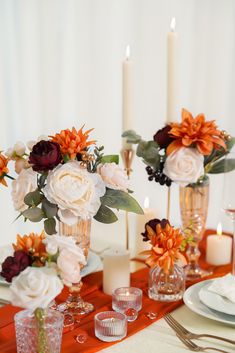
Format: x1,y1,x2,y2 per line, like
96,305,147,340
44,218,56,235
22,207,44,222
209,158,235,174
136,140,160,168
42,198,58,218
101,188,144,214
101,155,119,164
24,189,43,207
94,204,118,223
122,130,142,144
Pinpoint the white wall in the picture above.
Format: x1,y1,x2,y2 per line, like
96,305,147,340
0,0,234,250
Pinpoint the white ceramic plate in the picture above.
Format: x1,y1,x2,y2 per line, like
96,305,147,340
183,280,235,326
199,282,235,316
0,251,102,287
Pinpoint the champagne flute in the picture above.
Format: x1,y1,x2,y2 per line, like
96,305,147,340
222,150,235,275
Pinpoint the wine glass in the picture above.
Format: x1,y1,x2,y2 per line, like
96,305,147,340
222,150,235,275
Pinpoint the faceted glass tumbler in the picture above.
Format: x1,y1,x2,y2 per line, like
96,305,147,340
148,265,185,302
94,311,127,342
112,287,142,321
14,309,64,353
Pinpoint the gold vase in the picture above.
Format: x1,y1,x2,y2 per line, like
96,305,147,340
57,218,94,315
179,177,211,280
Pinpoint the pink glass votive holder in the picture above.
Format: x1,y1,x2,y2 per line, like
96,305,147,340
94,311,127,342
112,287,142,321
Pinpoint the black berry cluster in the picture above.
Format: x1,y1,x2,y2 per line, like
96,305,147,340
145,164,172,187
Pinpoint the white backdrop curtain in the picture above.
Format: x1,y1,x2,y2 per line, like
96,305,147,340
0,0,234,250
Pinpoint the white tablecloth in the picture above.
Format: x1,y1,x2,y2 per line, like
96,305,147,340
0,286,234,353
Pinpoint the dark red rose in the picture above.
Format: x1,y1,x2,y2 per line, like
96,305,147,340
0,251,32,283
29,140,62,172
153,125,174,149
141,218,170,242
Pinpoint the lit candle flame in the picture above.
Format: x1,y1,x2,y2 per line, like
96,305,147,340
126,45,130,60
144,197,149,209
170,17,176,32
217,222,222,236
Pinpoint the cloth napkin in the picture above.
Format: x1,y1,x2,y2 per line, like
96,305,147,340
208,274,235,303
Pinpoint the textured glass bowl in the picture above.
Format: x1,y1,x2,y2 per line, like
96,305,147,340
14,309,64,353
94,311,127,342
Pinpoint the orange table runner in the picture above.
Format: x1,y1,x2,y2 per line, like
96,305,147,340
0,230,232,353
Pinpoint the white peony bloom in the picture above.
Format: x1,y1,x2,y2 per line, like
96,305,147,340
163,147,204,187
11,168,38,211
43,235,86,266
10,267,63,310
57,248,82,287
98,163,130,192
43,161,106,225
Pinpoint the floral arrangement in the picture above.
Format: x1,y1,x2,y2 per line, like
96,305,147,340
0,126,143,234
141,218,187,273
0,232,86,352
0,231,86,309
123,109,235,187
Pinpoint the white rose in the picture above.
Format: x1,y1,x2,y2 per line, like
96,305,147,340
57,248,82,287
163,147,204,187
43,161,106,225
27,135,49,151
98,163,130,192
11,168,38,211
5,141,26,158
15,158,30,174
43,235,86,266
10,267,63,310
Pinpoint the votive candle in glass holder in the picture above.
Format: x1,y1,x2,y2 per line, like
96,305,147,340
94,311,127,342
112,287,142,321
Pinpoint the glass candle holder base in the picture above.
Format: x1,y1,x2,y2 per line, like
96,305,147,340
185,264,212,281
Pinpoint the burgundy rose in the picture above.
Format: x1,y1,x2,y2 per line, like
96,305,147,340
153,125,174,149
29,140,62,172
0,251,32,283
142,218,170,242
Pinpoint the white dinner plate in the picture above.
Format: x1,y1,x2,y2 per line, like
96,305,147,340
183,280,235,326
0,251,102,287
198,282,235,316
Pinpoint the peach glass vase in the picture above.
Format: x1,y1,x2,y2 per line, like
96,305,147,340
57,218,94,315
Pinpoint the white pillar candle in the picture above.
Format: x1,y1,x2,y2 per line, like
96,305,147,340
166,17,178,123
206,223,232,266
103,248,130,295
135,197,157,258
122,45,133,149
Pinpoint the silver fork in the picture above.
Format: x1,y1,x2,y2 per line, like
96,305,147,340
164,313,235,345
176,334,230,353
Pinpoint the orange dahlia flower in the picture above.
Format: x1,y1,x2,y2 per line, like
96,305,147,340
143,222,187,273
166,109,226,156
0,153,9,187
50,126,95,160
13,231,47,263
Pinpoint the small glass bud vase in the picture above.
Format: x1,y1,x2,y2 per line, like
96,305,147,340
148,264,185,302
